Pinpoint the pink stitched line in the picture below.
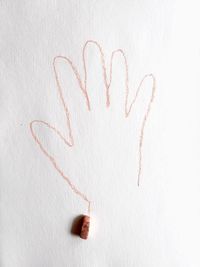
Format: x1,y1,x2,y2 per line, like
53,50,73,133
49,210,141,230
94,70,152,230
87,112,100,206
30,40,156,215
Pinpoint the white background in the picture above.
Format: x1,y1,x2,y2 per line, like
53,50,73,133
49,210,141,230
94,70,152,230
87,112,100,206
1,1,200,266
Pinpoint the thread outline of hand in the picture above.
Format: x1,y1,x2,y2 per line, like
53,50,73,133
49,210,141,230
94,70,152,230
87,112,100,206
30,40,156,215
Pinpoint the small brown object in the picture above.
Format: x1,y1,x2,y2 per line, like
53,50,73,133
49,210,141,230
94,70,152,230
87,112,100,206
80,215,90,239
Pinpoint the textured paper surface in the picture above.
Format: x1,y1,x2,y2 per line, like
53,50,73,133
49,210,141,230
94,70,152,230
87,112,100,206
1,1,200,266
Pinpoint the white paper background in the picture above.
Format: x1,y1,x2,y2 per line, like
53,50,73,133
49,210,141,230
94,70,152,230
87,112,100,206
1,1,200,266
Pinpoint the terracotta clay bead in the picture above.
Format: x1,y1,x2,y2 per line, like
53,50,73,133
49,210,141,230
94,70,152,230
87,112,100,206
80,215,90,239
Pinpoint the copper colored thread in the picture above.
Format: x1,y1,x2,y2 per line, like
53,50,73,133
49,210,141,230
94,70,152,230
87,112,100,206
30,40,156,216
